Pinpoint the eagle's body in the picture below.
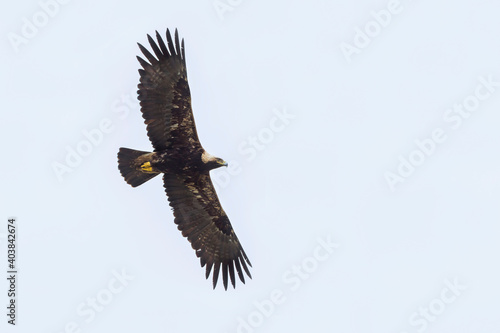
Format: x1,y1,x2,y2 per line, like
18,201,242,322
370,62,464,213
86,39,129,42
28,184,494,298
117,29,251,290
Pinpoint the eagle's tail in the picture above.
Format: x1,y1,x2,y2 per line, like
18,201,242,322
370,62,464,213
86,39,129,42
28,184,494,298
118,147,160,187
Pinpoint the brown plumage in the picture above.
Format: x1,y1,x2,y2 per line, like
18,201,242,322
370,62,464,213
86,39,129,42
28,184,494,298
117,29,251,290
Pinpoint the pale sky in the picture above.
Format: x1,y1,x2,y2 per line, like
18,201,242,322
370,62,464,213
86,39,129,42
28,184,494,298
1,0,500,332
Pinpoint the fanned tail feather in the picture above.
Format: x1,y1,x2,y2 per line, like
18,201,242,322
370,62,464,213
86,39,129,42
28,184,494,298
118,147,159,187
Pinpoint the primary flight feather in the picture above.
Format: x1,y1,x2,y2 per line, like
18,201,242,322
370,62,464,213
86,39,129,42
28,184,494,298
117,28,251,290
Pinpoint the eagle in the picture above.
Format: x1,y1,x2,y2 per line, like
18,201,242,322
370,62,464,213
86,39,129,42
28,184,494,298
117,29,251,290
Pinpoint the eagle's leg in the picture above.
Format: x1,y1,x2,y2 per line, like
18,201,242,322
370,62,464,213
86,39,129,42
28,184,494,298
140,162,154,173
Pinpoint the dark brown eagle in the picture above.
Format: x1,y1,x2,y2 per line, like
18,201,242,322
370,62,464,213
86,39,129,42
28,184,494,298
117,29,251,290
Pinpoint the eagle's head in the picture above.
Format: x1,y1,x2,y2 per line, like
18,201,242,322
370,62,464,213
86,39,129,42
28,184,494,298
201,151,228,170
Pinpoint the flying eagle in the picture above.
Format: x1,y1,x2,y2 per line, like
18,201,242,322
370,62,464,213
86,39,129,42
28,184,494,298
117,29,251,290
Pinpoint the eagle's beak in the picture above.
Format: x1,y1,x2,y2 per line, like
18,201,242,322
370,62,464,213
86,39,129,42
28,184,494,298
223,161,228,167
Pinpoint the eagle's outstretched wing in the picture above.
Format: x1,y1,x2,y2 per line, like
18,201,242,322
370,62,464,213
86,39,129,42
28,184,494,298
163,173,252,290
137,29,201,152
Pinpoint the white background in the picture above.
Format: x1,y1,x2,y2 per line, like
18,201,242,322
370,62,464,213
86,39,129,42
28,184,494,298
1,0,500,332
